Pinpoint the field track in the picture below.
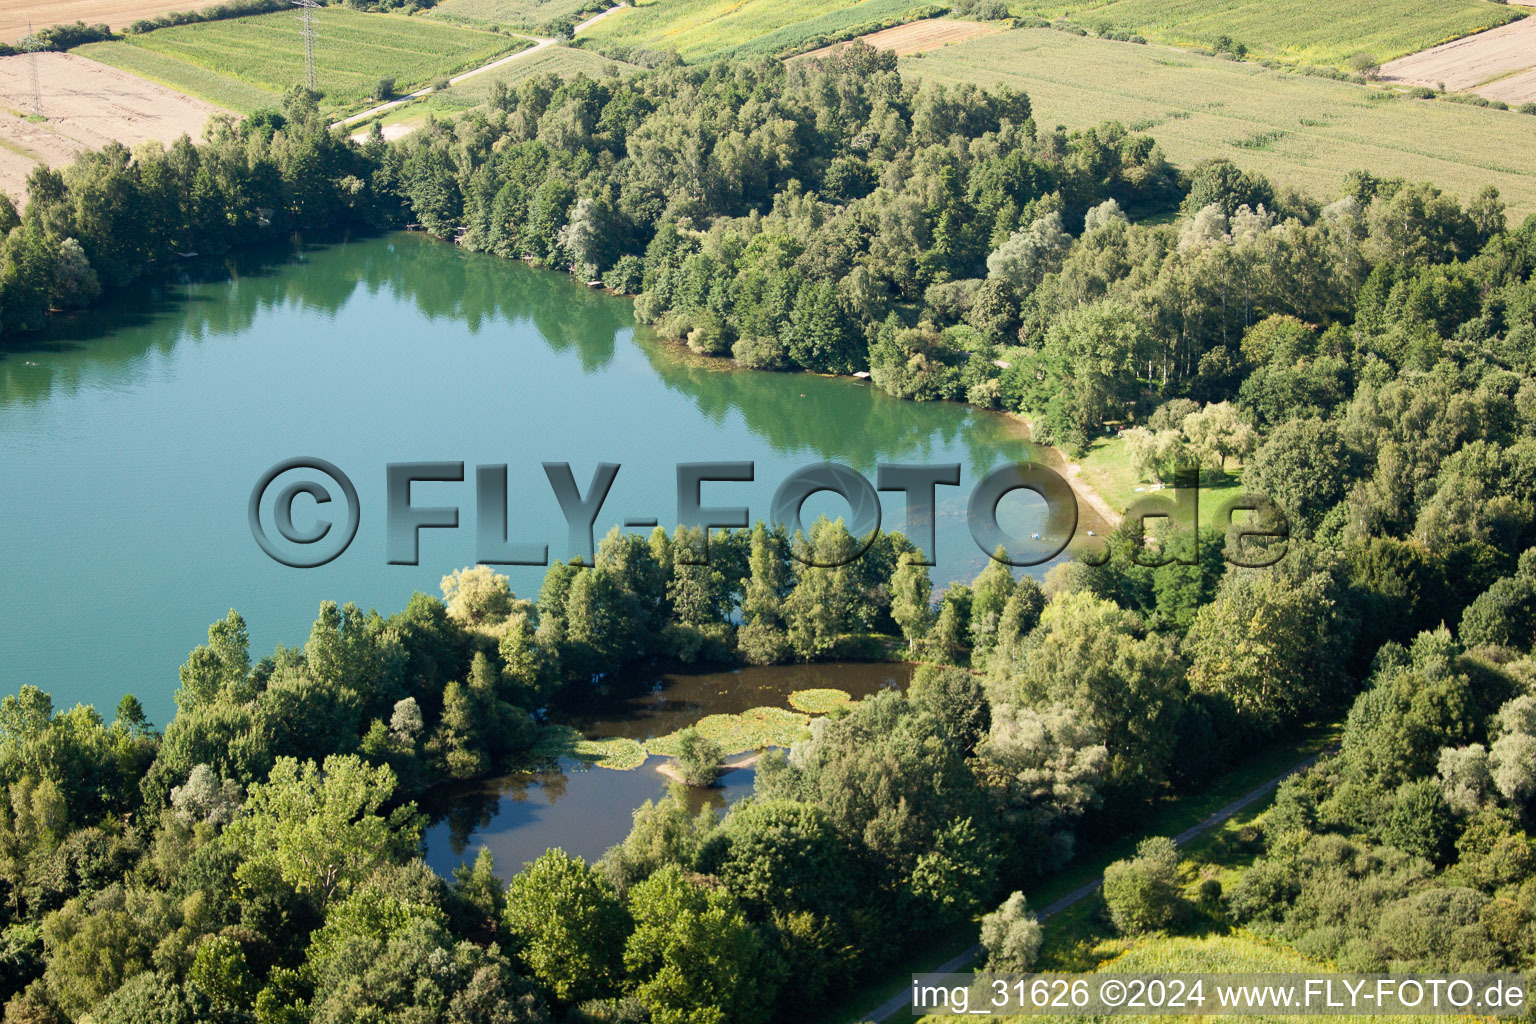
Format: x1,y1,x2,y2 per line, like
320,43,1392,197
0,0,223,43
1380,16,1536,106
0,50,225,202
792,18,999,60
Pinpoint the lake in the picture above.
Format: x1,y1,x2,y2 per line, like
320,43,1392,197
0,230,1069,721
421,661,911,876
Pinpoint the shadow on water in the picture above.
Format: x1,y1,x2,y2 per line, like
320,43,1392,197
0,231,1041,475
420,661,913,878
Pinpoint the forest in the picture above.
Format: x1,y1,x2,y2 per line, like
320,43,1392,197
0,41,1533,1022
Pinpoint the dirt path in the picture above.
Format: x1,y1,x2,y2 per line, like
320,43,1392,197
333,36,556,130
336,4,625,136
1380,14,1536,105
0,51,226,202
858,748,1331,1023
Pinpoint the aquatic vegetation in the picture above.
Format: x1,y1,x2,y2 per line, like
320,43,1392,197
787,687,855,714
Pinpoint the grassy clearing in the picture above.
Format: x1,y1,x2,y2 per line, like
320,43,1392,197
830,719,1341,1024
579,0,935,59
1074,433,1244,534
77,40,280,112
1007,0,1522,67
430,0,597,29
84,8,519,115
903,29,1536,221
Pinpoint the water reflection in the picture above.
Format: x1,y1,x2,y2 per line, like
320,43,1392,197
421,661,912,877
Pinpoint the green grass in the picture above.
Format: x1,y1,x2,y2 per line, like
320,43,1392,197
430,0,597,29
82,8,520,115
579,0,933,59
904,29,1536,221
1074,433,1244,534
77,40,281,113
1007,0,1522,67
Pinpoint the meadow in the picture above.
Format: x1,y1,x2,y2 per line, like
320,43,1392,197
1005,0,1523,67
428,0,599,30
79,7,521,114
903,28,1536,220
578,0,938,59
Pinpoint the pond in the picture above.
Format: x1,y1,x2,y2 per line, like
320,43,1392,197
420,661,912,876
0,230,1077,720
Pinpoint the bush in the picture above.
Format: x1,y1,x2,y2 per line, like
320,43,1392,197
602,254,643,294
1347,52,1380,79
1102,836,1189,935
374,77,396,100
1520,102,1536,116
673,727,723,786
980,892,1043,971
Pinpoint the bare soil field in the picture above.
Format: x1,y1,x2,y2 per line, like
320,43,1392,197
793,18,998,60
0,51,225,202
0,0,224,42
1380,15,1536,105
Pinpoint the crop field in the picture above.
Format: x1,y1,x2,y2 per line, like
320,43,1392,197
579,0,936,59
0,0,225,42
75,39,281,112
78,7,519,114
428,0,596,29
794,18,999,60
1380,16,1536,105
904,29,1536,220
1004,0,1524,67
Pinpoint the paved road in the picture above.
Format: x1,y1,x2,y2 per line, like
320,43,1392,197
856,749,1331,1023
331,3,626,132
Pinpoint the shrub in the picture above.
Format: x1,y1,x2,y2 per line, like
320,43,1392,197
374,77,396,100
980,892,1043,971
673,727,723,786
1102,836,1189,935
1347,52,1381,79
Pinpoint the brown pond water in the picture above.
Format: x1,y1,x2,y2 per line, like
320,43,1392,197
421,661,913,878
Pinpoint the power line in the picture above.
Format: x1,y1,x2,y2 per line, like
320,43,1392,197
292,0,319,91
25,21,43,119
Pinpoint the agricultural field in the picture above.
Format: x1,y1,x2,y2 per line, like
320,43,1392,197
793,17,999,60
1003,0,1524,68
0,51,227,201
0,0,223,42
428,0,597,30
1380,16,1536,106
578,0,937,59
903,28,1536,220
77,7,521,115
